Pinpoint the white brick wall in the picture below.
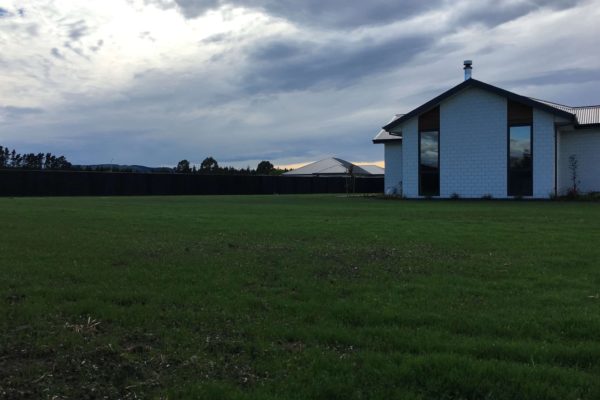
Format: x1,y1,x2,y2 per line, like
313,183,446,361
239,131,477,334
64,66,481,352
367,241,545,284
558,128,600,194
384,142,402,195
400,117,419,197
533,109,556,198
439,87,507,198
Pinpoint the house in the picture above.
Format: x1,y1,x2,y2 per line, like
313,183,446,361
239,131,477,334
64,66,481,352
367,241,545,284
373,61,600,198
283,157,384,177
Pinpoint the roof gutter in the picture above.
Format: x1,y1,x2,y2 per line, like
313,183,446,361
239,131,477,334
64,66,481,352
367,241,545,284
373,138,403,144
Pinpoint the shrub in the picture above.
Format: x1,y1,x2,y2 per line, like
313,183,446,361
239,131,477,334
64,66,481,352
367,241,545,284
565,187,580,199
481,194,493,200
568,154,580,196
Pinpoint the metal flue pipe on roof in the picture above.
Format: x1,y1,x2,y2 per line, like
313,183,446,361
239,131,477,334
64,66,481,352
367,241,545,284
464,60,472,80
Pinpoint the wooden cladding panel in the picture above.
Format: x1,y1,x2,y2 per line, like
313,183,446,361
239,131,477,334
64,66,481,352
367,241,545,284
508,100,533,125
419,106,440,131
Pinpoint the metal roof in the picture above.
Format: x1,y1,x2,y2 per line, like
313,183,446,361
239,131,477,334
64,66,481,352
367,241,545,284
357,165,385,175
373,114,403,143
283,158,382,176
530,98,600,127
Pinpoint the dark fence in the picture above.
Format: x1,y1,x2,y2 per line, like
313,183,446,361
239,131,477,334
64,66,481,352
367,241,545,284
0,170,383,197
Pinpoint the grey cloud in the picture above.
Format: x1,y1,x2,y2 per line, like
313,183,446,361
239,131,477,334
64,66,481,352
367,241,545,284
457,0,585,29
201,32,233,44
66,20,89,41
139,31,156,42
218,132,378,164
50,47,65,60
241,35,433,93
0,106,44,118
26,23,39,36
143,0,219,18
241,0,436,28
500,68,600,88
170,0,220,18
89,39,104,53
149,0,585,30
23,61,385,166
0,7,26,19
64,41,88,58
147,0,437,28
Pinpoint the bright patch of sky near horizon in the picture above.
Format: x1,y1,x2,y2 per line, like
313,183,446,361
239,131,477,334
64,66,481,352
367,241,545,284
0,0,599,168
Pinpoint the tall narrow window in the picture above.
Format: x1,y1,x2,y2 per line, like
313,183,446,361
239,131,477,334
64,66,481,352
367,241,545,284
419,107,440,196
508,125,532,196
507,101,533,197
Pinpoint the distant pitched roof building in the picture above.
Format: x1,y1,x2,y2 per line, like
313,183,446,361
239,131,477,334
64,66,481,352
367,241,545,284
283,158,383,176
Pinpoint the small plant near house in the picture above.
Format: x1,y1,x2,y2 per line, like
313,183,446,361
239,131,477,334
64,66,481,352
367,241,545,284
450,192,460,200
566,154,580,199
481,193,493,200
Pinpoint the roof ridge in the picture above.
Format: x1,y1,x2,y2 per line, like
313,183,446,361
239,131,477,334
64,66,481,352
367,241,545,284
528,97,574,109
383,79,576,132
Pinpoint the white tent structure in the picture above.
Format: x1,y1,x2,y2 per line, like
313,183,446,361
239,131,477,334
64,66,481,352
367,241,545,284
284,158,384,176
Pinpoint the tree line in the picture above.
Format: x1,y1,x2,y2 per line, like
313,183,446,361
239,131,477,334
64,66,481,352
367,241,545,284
0,146,72,170
0,145,288,175
175,158,288,175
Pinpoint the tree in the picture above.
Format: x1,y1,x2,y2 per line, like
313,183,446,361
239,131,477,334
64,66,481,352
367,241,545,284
256,160,275,175
0,146,71,170
568,154,579,196
54,156,71,170
200,157,219,173
345,164,355,194
0,146,9,168
22,153,44,169
176,159,191,173
10,149,21,168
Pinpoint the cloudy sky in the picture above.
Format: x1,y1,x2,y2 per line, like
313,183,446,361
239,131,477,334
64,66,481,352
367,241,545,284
0,0,599,168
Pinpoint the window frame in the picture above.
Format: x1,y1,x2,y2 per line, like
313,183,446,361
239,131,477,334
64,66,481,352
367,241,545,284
507,123,533,197
418,129,440,197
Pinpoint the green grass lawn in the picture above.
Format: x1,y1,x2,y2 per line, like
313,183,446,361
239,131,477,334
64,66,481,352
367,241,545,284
1,195,600,399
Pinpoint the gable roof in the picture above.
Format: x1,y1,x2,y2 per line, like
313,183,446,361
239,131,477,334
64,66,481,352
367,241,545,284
383,78,577,132
283,157,378,176
373,114,403,143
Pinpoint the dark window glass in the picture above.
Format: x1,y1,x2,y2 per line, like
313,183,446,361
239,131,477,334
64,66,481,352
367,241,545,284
420,131,439,196
508,125,532,196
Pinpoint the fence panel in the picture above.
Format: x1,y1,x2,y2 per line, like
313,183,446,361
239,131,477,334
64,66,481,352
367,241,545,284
0,170,383,197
